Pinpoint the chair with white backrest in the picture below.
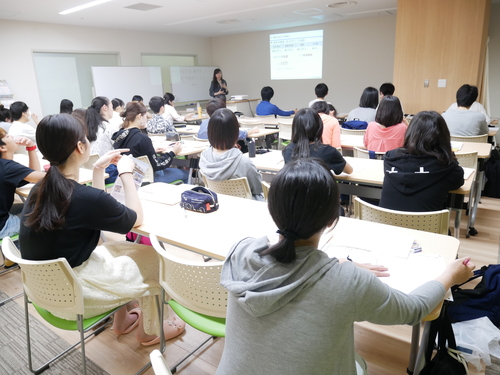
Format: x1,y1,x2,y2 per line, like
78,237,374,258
150,234,226,374
353,197,450,235
201,174,253,199
341,128,366,136
193,135,209,142
277,121,293,146
353,147,385,160
137,155,155,184
255,115,275,120
1,237,124,375
450,134,488,143
150,349,173,375
455,151,478,169
81,154,99,170
0,235,23,306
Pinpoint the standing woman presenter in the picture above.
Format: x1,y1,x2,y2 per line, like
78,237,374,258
209,69,228,100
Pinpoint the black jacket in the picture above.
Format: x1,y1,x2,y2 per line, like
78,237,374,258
380,148,464,212
112,128,175,172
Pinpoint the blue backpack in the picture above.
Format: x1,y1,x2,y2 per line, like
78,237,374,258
448,264,500,326
342,119,368,130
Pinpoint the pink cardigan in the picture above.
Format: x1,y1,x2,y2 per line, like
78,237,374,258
363,122,407,152
320,113,341,148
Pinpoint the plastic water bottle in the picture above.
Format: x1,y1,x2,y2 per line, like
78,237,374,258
197,102,202,118
248,139,256,158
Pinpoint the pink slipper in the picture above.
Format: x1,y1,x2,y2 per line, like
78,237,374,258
114,308,141,336
140,318,186,346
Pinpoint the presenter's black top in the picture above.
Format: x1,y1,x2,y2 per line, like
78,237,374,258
209,79,228,98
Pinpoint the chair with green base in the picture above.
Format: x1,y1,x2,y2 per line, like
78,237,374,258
150,234,227,374
1,236,124,375
0,234,23,306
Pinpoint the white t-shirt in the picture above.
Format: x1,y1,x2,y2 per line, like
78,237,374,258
308,98,332,108
446,101,490,124
162,105,185,127
90,121,115,157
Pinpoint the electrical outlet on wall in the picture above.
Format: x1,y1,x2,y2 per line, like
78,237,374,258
424,80,429,88
438,79,447,88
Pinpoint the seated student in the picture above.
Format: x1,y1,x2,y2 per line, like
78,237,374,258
200,108,264,200
0,128,44,240
308,83,331,107
364,95,407,153
108,98,125,129
311,101,341,148
8,101,39,144
197,99,259,140
60,99,73,114
19,114,185,345
256,86,297,117
216,157,475,375
379,82,395,100
380,111,464,212
85,96,118,183
347,87,378,123
446,84,490,124
328,103,338,118
132,95,144,103
146,96,178,136
162,93,195,127
113,102,188,184
442,85,489,135
282,108,352,175
0,104,12,132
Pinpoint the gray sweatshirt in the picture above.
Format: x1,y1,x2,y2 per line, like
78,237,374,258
217,237,445,375
200,147,263,196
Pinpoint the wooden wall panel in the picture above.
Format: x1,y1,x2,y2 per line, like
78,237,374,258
394,0,491,114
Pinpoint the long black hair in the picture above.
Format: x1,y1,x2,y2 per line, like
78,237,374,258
25,114,87,232
404,111,455,165
211,68,223,87
85,96,109,142
290,108,323,159
261,158,340,263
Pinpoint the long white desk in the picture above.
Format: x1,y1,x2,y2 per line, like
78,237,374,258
134,183,459,374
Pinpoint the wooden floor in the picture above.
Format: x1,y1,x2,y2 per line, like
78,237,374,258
1,197,498,374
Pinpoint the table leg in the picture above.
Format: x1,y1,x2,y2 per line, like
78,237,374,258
407,323,421,374
413,321,432,375
466,169,484,237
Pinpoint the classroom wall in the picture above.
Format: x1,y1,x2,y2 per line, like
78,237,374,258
0,20,213,117
210,16,397,114
488,3,500,118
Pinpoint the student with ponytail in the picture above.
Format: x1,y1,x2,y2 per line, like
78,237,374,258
282,107,352,174
216,158,476,375
85,96,118,183
19,114,185,345
112,101,188,183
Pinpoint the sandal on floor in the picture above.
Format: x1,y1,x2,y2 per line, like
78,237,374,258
140,317,186,346
114,308,141,336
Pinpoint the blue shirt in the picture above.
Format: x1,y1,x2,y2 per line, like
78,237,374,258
197,118,249,140
256,101,294,117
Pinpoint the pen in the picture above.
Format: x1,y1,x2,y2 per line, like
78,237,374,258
463,259,470,266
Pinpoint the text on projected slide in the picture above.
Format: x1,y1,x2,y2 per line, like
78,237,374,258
270,29,323,80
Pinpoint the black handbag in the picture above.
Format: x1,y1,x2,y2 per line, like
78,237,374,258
420,303,469,375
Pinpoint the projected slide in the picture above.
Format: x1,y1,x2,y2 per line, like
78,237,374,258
270,29,323,80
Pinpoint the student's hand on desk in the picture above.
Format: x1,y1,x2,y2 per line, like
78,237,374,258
293,109,298,114
94,148,130,170
356,263,390,277
172,142,182,155
247,127,260,136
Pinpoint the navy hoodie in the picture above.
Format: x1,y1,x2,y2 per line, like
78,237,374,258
380,148,464,211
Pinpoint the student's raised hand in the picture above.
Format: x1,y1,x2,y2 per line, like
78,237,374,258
447,257,475,285
94,148,130,170
117,154,135,175
356,263,390,277
31,113,39,124
15,136,35,148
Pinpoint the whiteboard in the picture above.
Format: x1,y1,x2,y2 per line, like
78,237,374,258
91,66,163,103
170,66,217,103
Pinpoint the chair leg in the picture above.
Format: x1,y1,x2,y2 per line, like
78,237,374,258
78,315,87,375
0,291,23,307
170,336,217,374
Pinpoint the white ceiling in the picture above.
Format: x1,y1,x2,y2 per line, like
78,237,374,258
0,0,398,37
